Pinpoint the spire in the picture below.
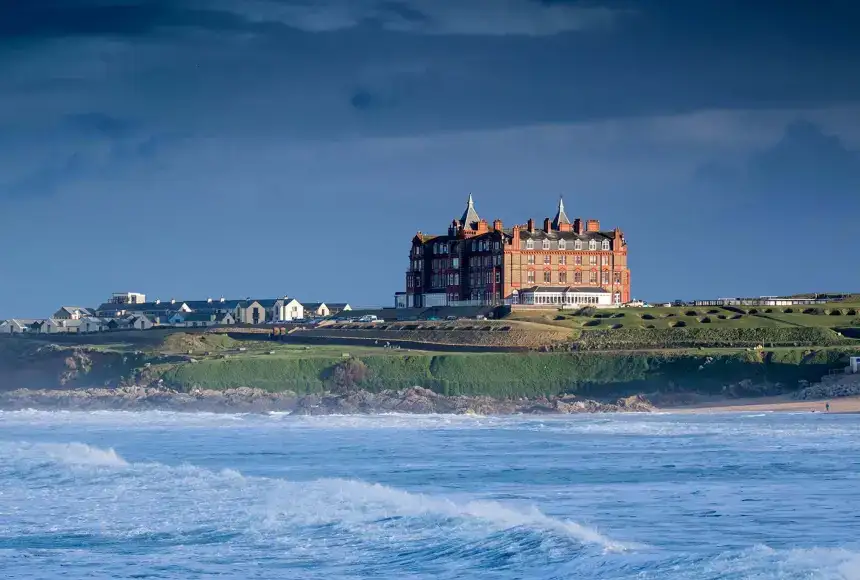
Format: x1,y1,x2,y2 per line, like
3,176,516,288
552,196,571,229
460,193,481,230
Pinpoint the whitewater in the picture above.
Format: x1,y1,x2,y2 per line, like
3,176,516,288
2,411,859,579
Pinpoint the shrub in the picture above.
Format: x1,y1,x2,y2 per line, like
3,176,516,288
326,358,370,394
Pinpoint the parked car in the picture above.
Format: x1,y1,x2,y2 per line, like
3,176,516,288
445,315,458,321
358,315,378,322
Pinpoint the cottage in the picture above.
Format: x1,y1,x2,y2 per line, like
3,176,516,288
78,317,106,334
327,303,352,316
303,302,330,318
38,318,82,334
52,306,93,320
235,301,267,324
0,319,39,334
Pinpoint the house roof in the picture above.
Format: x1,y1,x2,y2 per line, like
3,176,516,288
520,286,610,294
303,302,326,309
551,197,571,229
518,230,613,242
183,313,216,322
58,306,93,315
96,301,186,313
460,194,481,230
184,299,244,311
3,318,40,328
327,303,351,309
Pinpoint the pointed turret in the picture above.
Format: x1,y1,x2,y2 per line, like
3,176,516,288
552,196,571,230
460,193,481,230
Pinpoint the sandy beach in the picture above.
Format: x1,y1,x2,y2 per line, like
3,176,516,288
664,396,860,414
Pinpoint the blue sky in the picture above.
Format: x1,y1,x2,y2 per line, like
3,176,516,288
1,0,859,317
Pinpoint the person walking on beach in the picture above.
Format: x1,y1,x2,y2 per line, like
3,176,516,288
826,402,830,413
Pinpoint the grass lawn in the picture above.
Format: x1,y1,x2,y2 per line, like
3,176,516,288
509,303,860,333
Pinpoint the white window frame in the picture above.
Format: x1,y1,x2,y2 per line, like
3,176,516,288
602,240,610,251
558,239,566,250
574,240,582,250
526,240,534,250
542,239,550,250
589,240,597,251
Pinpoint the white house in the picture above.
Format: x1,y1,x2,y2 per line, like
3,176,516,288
0,319,39,334
516,286,613,308
38,318,82,334
78,317,106,333
52,306,93,320
302,302,329,318
850,357,860,374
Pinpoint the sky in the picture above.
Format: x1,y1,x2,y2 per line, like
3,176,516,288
1,0,859,317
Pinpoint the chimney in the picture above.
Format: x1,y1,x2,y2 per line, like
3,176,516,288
573,218,583,234
477,219,489,234
493,219,503,232
543,217,551,233
207,297,213,303
586,219,600,232
170,298,176,304
220,296,225,302
512,225,521,247
527,218,535,233
155,299,161,305
558,222,572,232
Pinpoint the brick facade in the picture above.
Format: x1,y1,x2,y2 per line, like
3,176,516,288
405,196,631,307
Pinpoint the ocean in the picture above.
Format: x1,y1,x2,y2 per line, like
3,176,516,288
1,410,859,579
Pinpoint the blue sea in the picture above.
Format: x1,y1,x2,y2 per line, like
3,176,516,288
1,411,859,579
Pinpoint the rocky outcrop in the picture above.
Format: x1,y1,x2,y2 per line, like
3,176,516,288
0,385,654,415
794,374,860,400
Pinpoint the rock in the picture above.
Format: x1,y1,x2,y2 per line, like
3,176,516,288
794,374,860,400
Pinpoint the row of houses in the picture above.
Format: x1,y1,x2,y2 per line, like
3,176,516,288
0,293,352,335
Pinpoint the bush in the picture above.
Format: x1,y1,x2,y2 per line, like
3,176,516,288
575,327,847,350
326,358,370,394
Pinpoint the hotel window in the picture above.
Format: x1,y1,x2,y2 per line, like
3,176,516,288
614,272,622,284
602,240,610,251
542,239,550,250
575,256,582,266
559,272,567,283
544,271,552,283
559,256,566,265
544,255,551,265
589,240,597,251
602,272,610,285
526,240,534,250
590,271,598,284
558,239,566,250
574,240,582,250
601,256,609,266
528,255,535,265
574,271,582,284
495,271,501,284
527,271,535,283
589,255,597,266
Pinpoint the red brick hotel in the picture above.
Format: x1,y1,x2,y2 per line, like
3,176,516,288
400,195,630,308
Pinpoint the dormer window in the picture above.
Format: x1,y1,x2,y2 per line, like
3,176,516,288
558,239,566,250
589,240,597,251
602,240,610,251
526,240,534,250
574,240,582,251
542,239,550,250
